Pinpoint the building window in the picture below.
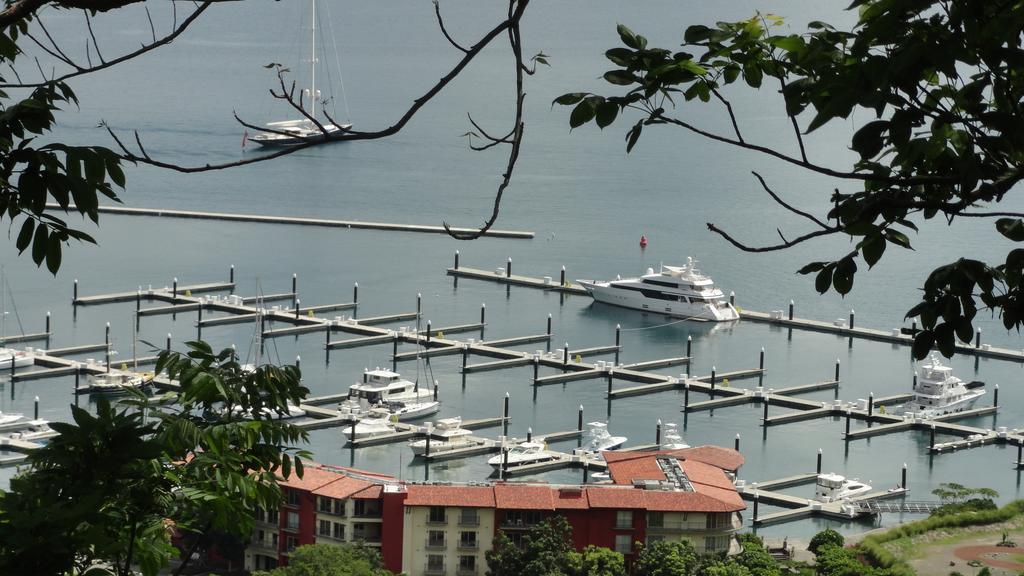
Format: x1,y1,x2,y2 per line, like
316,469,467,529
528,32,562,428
286,511,300,532
286,489,301,507
459,507,479,526
459,531,477,550
705,535,731,553
318,496,332,514
333,522,345,540
616,510,634,529
285,536,298,553
334,499,346,516
428,506,447,524
267,509,279,524
503,510,543,527
271,533,279,548
427,529,446,549
614,534,632,554
647,511,664,528
646,534,665,545
318,519,331,537
458,555,477,575
426,554,445,575
706,513,730,530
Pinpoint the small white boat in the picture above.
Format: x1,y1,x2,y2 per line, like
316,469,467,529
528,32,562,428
342,416,397,440
815,473,872,503
574,422,627,457
898,354,985,419
488,441,557,467
385,400,441,421
410,417,475,456
577,257,739,322
231,404,307,420
6,419,51,441
348,368,434,405
659,423,690,449
0,347,33,370
85,372,150,396
0,411,23,426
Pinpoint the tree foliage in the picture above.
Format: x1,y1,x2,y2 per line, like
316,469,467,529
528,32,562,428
808,529,844,555
559,0,1024,357
486,516,579,576
634,539,699,576
0,340,311,576
567,545,626,576
252,543,392,576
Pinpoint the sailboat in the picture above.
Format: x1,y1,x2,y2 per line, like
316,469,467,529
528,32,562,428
247,0,352,147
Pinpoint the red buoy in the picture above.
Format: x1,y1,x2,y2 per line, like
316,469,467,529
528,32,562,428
639,234,648,248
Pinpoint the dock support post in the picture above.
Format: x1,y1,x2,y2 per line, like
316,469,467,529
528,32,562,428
614,324,621,365
577,404,584,431
1018,444,1022,466
104,322,110,373
502,392,510,436
527,427,532,443
753,493,759,522
230,264,234,284
734,433,740,452
294,299,300,319
135,289,141,314
686,335,692,359
8,351,14,382
901,463,907,489
845,409,852,438
74,364,79,392
913,373,917,390
759,347,765,370
425,434,431,457
835,358,841,382
45,311,51,348
506,257,512,278
73,278,78,303
166,333,171,352
683,382,690,411
426,320,432,342
930,424,936,448
533,356,539,381
730,291,735,306
433,381,439,401
350,421,356,445
353,282,359,306
454,250,460,270
197,304,203,340
655,420,662,445
710,366,717,394
849,309,855,329
560,266,566,287
606,370,613,396
34,396,39,420
762,395,769,423
172,278,178,301
788,300,794,320
816,448,822,474
296,355,301,372
976,327,982,348
869,392,874,417
995,384,1000,407
480,303,486,326
502,448,509,478
291,273,298,299
563,342,569,366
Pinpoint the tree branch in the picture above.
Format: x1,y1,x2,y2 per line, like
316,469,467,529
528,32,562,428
705,221,839,252
751,171,831,229
432,0,468,53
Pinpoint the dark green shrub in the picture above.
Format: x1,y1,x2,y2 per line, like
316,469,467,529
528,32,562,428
808,529,844,554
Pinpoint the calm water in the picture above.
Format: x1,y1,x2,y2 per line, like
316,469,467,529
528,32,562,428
1,1,1022,540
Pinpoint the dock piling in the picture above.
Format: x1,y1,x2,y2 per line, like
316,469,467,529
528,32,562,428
606,370,613,396
74,364,79,392
913,373,917,390
136,289,141,313
230,264,234,284
502,392,510,436
197,304,203,340
563,343,569,366
45,311,51,347
995,384,1000,407
577,405,584,431
172,278,178,301
353,282,359,305
901,463,907,489
292,273,298,297
546,314,552,336
166,333,171,352
849,309,855,329
734,433,740,452
454,251,460,270
753,492,759,522
73,278,78,303
417,293,422,318
816,448,822,474
532,356,539,381
104,322,110,373
425,434,431,457
759,347,765,370
789,300,794,320
976,327,982,348
686,335,692,359
762,394,769,423
295,299,301,319
711,366,717,393
560,266,566,287
835,358,841,382
527,427,533,442
426,320,432,342
845,409,852,438
506,257,512,278
930,424,936,448
433,381,439,401
656,420,662,445
615,324,621,365
296,355,301,371
34,396,39,420
683,382,690,411
480,303,486,326
869,392,874,417
730,291,735,306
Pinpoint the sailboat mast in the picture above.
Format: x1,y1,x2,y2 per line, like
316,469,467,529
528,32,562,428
310,0,317,120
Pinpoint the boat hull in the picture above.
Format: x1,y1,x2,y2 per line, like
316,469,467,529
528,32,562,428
578,281,739,322
899,390,985,418
248,123,352,148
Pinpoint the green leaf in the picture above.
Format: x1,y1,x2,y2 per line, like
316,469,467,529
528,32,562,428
569,98,599,129
605,47,634,67
996,218,1024,242
768,35,804,52
742,60,763,88
617,24,640,49
595,101,618,128
796,262,826,275
31,223,47,265
603,70,636,86
912,330,935,360
625,120,643,153
45,233,61,274
884,229,913,249
553,93,586,107
860,234,886,268
814,266,834,293
851,120,889,160
15,218,33,253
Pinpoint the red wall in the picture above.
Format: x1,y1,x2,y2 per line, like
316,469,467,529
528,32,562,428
380,491,407,573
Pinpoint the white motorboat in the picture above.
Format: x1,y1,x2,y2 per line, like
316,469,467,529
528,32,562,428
488,441,557,467
898,354,985,419
348,368,434,405
660,423,690,449
342,415,397,441
0,411,23,426
386,400,441,421
247,0,352,147
577,257,739,322
410,417,476,456
574,422,627,457
6,419,51,441
85,372,150,396
231,404,307,420
0,347,32,370
815,473,872,502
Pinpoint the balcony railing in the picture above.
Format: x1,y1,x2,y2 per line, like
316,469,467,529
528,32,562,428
457,567,478,576
425,539,447,550
458,515,480,527
353,511,383,519
427,517,448,526
424,565,446,576
457,540,479,551
499,519,537,529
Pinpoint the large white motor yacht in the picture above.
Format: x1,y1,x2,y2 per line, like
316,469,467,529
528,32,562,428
342,415,397,441
487,441,557,467
659,423,690,450
574,422,627,457
409,417,476,456
85,372,150,396
0,411,23,426
898,354,985,419
348,368,434,405
577,257,739,322
815,473,872,503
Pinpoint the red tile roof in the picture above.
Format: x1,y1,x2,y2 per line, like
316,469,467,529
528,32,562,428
553,487,589,509
670,446,745,472
405,485,497,508
494,483,555,510
279,466,350,492
312,475,374,499
352,485,384,500
585,487,648,509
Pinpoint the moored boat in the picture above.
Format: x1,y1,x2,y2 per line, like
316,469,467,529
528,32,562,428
487,441,557,467
898,354,985,419
410,417,476,456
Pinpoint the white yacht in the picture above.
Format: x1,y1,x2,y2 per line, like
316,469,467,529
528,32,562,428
231,404,307,420
0,411,23,426
898,354,985,419
348,369,434,405
488,441,558,467
342,415,397,441
410,417,476,456
574,422,627,456
6,419,52,441
577,257,739,322
382,400,440,421
0,347,32,370
85,372,150,396
659,423,690,450
815,473,872,503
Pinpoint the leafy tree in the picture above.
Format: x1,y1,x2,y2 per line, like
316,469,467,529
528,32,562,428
487,516,577,576
702,561,753,576
634,539,699,576
559,0,1024,358
808,529,844,554
0,340,311,576
253,542,392,576
734,538,781,576
567,545,626,576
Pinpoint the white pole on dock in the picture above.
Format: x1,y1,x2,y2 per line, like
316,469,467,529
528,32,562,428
166,333,171,352
868,392,874,417
172,278,178,300
901,463,907,489
686,335,692,359
480,303,486,326
454,251,460,270
296,355,301,372
353,282,359,305
506,257,512,278
759,347,765,370
834,358,841,382
295,299,301,319
734,433,740,452
655,420,662,445
73,278,78,303
560,265,566,287
976,327,982,348
547,314,552,336
230,264,235,284
994,384,1000,407
502,392,510,436
816,448,822,474
577,404,584,431
849,309,855,329
615,324,621,365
